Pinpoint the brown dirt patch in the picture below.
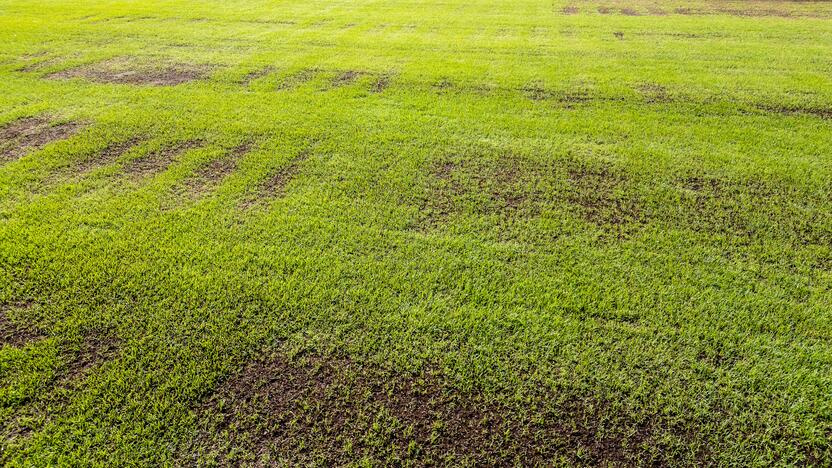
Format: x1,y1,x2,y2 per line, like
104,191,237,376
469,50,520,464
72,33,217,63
418,155,531,231
0,301,42,348
562,5,579,15
242,147,312,207
637,83,671,103
1,328,119,440
0,116,82,163
566,162,645,236
47,58,210,86
557,89,592,108
433,79,454,92
621,8,640,16
522,82,553,101
239,66,275,85
61,330,119,381
331,70,364,87
181,351,696,466
123,140,204,178
418,160,462,229
178,142,251,197
277,69,318,90
598,6,613,14
717,8,791,18
16,57,63,73
670,175,829,246
371,74,391,93
758,104,832,120
76,137,142,174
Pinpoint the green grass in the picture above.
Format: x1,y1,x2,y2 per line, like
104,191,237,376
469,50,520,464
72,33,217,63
1,0,831,465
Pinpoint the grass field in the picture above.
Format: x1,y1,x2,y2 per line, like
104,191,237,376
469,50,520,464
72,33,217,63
1,0,831,465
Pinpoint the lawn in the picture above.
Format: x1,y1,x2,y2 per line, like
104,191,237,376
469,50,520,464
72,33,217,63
1,0,831,465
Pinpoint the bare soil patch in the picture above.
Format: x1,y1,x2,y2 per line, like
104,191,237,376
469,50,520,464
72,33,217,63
76,137,142,174
671,175,830,246
242,147,312,207
0,302,42,348
178,142,251,197
758,104,832,120
522,82,553,101
239,66,275,85
277,69,318,90
668,6,795,17
0,116,82,163
557,89,592,108
182,350,696,465
418,155,532,231
1,328,120,440
637,83,671,103
331,70,364,87
566,162,645,236
562,5,579,15
418,160,463,229
371,74,391,93
621,8,640,16
123,140,204,178
62,330,119,381
47,58,210,86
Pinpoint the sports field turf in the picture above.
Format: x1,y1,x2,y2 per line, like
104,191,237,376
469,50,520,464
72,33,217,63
1,0,831,465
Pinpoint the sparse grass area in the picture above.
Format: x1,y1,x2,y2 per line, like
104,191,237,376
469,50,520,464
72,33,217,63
1,0,831,465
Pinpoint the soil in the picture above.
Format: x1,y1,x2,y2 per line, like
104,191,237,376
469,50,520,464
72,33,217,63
47,58,210,86
0,302,42,348
181,350,700,465
0,116,82,163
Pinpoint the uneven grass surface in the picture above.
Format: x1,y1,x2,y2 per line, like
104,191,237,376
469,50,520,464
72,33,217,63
1,0,831,465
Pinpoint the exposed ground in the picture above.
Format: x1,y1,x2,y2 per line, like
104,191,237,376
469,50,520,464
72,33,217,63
1,0,831,466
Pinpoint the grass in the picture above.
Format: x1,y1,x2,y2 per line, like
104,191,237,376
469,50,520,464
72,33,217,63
0,0,831,465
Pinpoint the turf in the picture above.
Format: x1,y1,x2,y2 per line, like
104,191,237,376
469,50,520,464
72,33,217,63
1,0,831,465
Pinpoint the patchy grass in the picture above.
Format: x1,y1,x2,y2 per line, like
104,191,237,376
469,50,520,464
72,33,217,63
0,116,82,163
1,0,831,465
46,57,211,86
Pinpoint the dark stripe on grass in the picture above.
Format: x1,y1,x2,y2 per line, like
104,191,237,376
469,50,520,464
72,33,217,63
241,147,312,207
123,140,204,178
177,142,252,198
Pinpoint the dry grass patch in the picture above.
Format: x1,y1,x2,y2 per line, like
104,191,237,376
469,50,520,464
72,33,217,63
47,57,211,86
331,70,365,87
637,83,671,103
371,74,392,93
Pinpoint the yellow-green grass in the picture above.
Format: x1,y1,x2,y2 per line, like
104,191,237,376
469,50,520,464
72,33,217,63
1,0,831,465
